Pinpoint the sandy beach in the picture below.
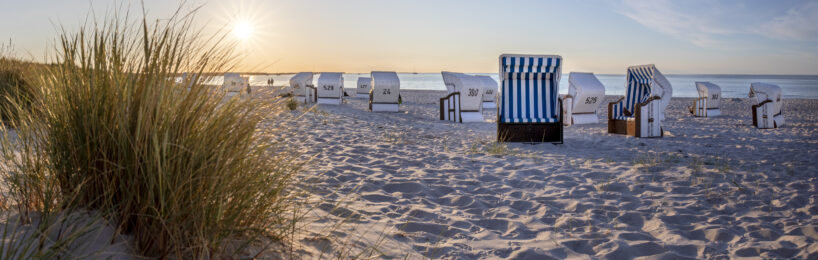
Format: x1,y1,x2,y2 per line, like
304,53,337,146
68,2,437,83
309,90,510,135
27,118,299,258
264,89,818,259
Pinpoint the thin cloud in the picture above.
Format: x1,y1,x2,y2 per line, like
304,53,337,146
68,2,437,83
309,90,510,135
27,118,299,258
756,1,818,41
617,0,735,47
617,0,818,48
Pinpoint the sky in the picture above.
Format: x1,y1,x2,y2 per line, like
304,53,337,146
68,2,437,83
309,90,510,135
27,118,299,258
1,0,817,74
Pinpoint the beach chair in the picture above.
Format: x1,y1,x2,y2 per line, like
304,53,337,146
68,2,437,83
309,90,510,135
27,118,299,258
497,54,563,143
607,65,671,138
439,73,484,123
223,73,250,98
749,82,785,129
357,77,371,98
689,82,722,117
316,72,344,105
563,72,605,125
369,71,400,112
477,76,498,109
290,72,316,103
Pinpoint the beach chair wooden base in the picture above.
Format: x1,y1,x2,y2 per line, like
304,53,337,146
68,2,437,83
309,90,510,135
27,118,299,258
498,99,563,143
498,123,563,143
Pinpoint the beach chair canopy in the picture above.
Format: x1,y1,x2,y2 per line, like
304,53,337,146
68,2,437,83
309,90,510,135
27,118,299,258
695,82,721,109
475,76,498,103
289,72,313,96
441,71,463,94
317,72,343,98
449,74,484,111
750,82,783,114
499,54,562,123
357,77,371,94
568,72,605,112
611,65,671,120
371,71,400,104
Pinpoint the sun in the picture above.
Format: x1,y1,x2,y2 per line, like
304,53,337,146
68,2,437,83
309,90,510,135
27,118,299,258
233,20,254,40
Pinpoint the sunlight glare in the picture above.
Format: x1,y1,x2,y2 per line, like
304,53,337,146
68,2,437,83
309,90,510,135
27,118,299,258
233,20,254,40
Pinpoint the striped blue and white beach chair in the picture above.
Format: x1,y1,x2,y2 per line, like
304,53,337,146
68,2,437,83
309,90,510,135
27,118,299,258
607,65,670,137
750,82,785,128
497,54,563,143
690,82,722,117
439,72,484,123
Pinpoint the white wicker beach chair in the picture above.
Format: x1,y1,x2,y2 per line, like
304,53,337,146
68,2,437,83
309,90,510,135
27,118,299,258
608,65,671,138
439,73,484,123
316,72,344,105
223,73,250,98
290,72,316,103
689,82,722,117
687,82,721,117
498,54,563,143
357,77,371,98
563,72,605,126
369,71,400,112
750,82,785,129
477,76,498,109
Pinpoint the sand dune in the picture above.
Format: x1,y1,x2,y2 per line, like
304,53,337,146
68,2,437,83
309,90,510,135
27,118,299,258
265,89,817,259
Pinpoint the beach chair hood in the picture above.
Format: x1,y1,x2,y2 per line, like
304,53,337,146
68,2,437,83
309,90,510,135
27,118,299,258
450,74,484,112
695,82,721,109
317,72,344,98
357,77,371,95
223,73,248,92
498,54,562,123
441,71,462,94
371,71,400,104
750,82,783,115
568,72,605,110
289,72,314,96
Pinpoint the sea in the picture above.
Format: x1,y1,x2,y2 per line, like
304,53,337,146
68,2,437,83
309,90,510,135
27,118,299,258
246,73,818,99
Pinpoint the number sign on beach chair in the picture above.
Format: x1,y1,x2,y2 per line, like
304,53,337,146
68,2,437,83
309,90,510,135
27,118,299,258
290,72,316,103
750,82,785,129
563,72,605,125
357,77,371,98
690,82,722,117
608,65,671,138
317,72,344,105
369,71,401,112
439,72,484,123
497,54,563,143
477,76,498,109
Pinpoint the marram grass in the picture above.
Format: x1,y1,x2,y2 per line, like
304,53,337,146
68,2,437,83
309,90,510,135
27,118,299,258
1,9,300,259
